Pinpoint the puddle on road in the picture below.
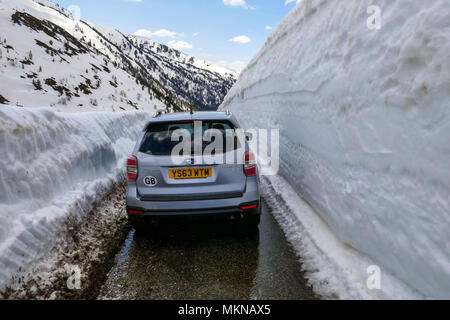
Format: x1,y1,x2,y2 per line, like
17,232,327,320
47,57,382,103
116,230,135,264
98,203,318,300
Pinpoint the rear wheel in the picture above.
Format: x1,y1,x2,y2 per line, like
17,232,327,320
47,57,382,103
244,214,261,228
131,222,147,233
128,216,152,233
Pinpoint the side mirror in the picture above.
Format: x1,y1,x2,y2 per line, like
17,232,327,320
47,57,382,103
245,132,253,141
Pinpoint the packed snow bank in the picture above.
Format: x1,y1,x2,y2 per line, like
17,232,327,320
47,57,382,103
0,104,148,289
260,175,423,300
221,0,450,298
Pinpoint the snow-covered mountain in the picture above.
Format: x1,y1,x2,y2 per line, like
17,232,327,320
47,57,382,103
123,35,237,111
221,0,450,299
0,0,237,113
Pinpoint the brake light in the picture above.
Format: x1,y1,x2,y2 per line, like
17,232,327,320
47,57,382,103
127,209,144,215
240,204,258,210
126,156,138,181
244,151,256,177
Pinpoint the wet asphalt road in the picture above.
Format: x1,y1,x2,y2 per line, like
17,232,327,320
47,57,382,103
98,202,318,300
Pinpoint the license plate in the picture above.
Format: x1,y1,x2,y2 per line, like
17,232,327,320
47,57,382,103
169,167,213,179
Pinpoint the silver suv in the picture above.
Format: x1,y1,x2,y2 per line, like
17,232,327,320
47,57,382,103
125,111,261,229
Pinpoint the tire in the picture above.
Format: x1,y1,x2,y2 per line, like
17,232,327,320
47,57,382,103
244,214,261,228
129,217,152,233
130,222,146,232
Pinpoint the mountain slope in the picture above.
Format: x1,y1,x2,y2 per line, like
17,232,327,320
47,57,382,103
221,0,450,298
124,35,237,111
0,0,236,112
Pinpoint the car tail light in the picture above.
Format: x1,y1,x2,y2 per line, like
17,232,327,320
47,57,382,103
127,209,143,215
244,151,256,177
126,156,138,181
240,204,258,211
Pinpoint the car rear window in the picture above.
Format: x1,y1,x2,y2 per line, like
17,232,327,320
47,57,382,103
139,120,242,156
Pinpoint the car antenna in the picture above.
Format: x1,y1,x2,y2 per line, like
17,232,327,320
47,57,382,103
190,105,194,115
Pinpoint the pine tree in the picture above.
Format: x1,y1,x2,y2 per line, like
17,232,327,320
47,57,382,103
28,50,33,60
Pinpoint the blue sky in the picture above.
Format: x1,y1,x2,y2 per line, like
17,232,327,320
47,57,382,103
51,0,299,72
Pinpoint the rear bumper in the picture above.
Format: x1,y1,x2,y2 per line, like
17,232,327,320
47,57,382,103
139,191,244,202
128,202,259,219
126,177,260,217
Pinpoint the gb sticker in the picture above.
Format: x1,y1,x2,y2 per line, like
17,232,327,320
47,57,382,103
143,176,158,187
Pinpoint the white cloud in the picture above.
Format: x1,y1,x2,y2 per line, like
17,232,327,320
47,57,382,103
265,26,272,30
152,29,177,38
167,40,193,50
229,35,251,44
125,0,142,2
285,0,301,5
133,28,177,38
193,32,199,37
222,0,250,9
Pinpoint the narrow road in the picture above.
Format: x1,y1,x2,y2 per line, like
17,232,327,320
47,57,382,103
98,202,318,300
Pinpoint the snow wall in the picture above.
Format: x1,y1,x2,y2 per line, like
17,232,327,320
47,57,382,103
221,0,450,298
0,105,148,288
